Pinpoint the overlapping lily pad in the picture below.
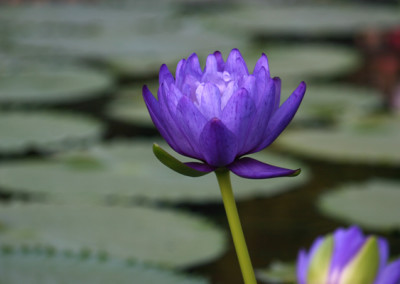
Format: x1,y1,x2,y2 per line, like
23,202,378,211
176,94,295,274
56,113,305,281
0,141,309,204
318,180,400,231
0,111,104,155
0,63,113,106
202,3,400,38
0,248,209,284
276,114,400,166
0,203,226,268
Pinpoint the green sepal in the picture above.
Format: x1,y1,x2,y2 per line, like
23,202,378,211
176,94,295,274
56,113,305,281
152,143,210,177
339,236,380,284
307,235,333,284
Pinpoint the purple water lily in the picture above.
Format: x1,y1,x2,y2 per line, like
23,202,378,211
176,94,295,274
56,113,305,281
297,226,400,284
143,49,306,179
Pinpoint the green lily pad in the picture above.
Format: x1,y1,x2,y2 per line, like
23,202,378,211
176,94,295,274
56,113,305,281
240,44,359,82
202,3,400,38
0,247,209,284
0,111,104,155
276,114,400,166
105,83,157,127
280,84,381,127
0,203,226,268
0,63,113,106
318,180,400,231
0,141,309,204
257,261,296,284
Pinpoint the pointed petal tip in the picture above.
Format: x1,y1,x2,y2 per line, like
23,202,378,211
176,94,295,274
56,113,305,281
290,168,301,177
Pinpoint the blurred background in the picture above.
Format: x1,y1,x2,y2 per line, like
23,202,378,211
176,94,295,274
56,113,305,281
0,0,399,283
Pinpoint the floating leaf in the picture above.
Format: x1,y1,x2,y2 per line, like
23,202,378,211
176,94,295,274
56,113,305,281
105,84,156,127
276,114,400,166
257,261,296,284
0,63,113,106
0,111,104,155
0,247,209,284
318,180,400,231
0,203,226,268
202,3,400,38
0,141,309,204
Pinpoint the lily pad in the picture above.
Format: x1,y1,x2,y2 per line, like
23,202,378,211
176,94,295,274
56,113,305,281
105,83,157,128
276,114,400,166
240,44,359,82
257,261,296,284
0,203,226,268
280,84,381,127
0,63,113,106
202,3,400,38
0,247,209,284
318,180,400,231
0,111,104,155
0,141,309,204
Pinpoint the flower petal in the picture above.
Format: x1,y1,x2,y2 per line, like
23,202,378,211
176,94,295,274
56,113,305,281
213,50,225,71
203,53,218,76
199,118,238,167
197,82,222,119
375,258,400,284
297,249,309,284
227,157,300,179
175,58,186,88
225,48,249,79
251,81,306,153
272,77,281,111
159,64,174,86
175,95,207,157
328,226,365,283
143,85,176,150
184,162,215,173
221,88,256,152
253,53,270,78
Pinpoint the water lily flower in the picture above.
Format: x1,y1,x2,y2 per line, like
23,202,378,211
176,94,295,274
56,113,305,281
297,226,400,284
143,49,306,179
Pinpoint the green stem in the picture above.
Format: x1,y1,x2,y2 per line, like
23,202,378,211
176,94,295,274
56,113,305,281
215,169,257,284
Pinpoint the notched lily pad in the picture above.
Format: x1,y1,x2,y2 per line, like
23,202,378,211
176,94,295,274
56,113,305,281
0,111,104,155
0,203,226,268
0,247,209,284
318,180,400,231
0,141,309,204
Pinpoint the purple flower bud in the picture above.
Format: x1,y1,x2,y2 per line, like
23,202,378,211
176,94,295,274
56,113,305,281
143,49,306,179
297,225,400,284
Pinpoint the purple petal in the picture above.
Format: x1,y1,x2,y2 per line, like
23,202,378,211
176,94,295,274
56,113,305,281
251,81,306,153
185,162,215,173
175,58,186,88
157,84,200,158
197,82,222,119
253,53,270,78
272,77,281,111
239,77,275,155
328,226,366,283
227,157,299,179
213,50,225,71
159,64,174,86
375,258,400,284
203,54,218,76
221,88,256,152
376,238,389,279
183,53,202,80
199,118,238,167
143,85,179,151
297,249,309,284
225,48,249,79
175,95,207,157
